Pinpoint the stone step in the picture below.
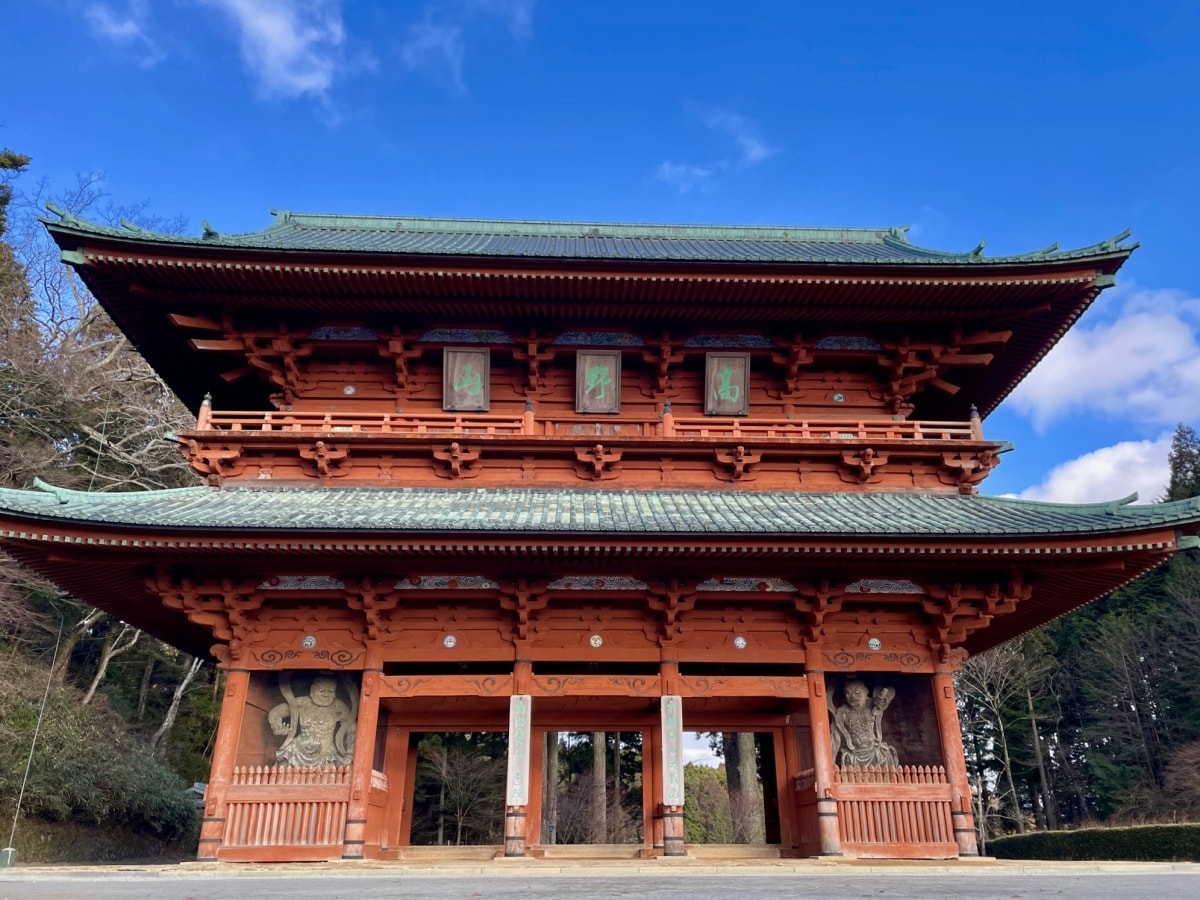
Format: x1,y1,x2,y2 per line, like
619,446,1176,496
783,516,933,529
391,845,500,861
684,844,783,859
535,844,648,860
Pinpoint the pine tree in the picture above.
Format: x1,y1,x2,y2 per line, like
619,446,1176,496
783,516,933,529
1165,423,1200,501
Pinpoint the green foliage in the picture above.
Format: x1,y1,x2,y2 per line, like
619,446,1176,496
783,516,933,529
1166,424,1200,501
989,824,1200,861
0,652,198,840
683,764,734,843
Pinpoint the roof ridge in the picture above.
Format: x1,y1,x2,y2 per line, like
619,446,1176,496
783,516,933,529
273,211,901,244
40,207,1138,266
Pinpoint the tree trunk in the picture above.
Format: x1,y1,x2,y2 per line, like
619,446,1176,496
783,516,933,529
591,731,607,841
151,656,202,751
544,731,559,843
1026,684,1057,829
723,732,764,843
995,714,1025,833
136,655,156,719
82,624,140,705
49,607,103,686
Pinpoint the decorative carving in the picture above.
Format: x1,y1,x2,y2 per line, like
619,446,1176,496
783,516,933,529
299,441,349,479
547,575,648,591
941,450,1000,494
182,440,246,483
268,672,357,768
830,680,898,767
713,445,760,481
575,443,622,480
698,577,797,592
394,575,501,590
841,447,888,484
258,576,347,591
845,579,926,595
433,442,481,478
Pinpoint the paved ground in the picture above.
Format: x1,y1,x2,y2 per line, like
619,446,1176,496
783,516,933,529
3,860,1200,900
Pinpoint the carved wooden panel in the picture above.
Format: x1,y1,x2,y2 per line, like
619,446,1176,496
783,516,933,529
576,350,622,414
530,674,661,697
443,347,490,411
705,352,750,416
379,674,514,697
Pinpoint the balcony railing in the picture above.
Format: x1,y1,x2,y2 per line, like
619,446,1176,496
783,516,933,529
194,407,983,442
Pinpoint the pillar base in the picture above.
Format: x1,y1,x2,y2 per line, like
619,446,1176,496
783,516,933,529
504,807,527,857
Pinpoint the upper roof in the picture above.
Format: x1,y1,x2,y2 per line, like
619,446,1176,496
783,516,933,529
45,206,1138,267
41,208,1137,420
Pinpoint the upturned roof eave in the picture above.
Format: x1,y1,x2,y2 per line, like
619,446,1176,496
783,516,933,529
2,483,1197,543
41,210,1138,273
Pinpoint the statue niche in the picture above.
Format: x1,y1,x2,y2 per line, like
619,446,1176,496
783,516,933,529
267,672,358,768
830,678,899,767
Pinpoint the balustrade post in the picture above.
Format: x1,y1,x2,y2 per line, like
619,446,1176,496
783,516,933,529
805,670,843,856
196,392,213,430
343,669,381,859
198,668,249,861
932,670,979,857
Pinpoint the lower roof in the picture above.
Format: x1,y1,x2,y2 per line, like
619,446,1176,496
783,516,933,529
2,480,1199,539
2,482,1197,658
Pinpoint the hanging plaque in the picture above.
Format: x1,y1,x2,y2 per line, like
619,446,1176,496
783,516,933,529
443,347,490,411
576,350,621,414
704,352,750,416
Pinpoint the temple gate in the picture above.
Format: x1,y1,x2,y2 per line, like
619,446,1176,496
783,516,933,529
2,211,1197,861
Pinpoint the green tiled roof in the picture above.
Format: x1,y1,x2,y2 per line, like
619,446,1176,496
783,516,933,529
43,207,1137,267
3,481,1198,539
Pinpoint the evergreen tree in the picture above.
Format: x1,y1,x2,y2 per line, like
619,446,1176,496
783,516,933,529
1165,424,1200,502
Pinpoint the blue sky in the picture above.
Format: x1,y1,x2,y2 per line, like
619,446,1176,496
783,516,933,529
3,0,1199,503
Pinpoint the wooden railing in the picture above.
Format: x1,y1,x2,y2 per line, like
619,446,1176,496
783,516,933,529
195,408,982,442
223,765,350,853
831,765,956,856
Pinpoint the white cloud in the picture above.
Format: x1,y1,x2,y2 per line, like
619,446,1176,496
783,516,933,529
655,107,775,194
85,0,165,67
655,161,715,194
468,0,535,40
200,0,349,100
1016,435,1172,504
701,109,776,165
400,1,535,92
401,12,466,93
1010,284,1200,431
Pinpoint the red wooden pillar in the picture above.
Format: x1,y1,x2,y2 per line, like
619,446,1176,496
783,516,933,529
932,669,980,857
397,737,420,846
642,724,659,852
805,669,842,856
526,725,545,850
379,723,411,853
197,668,249,861
343,669,381,859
